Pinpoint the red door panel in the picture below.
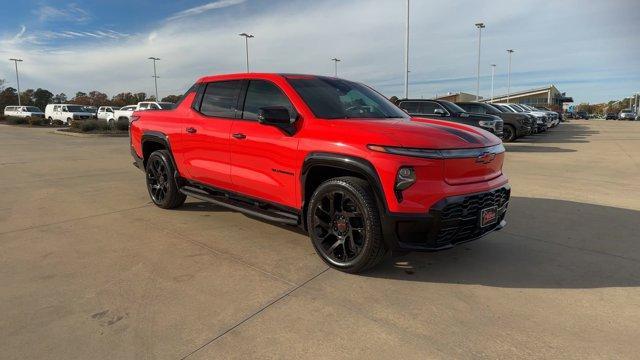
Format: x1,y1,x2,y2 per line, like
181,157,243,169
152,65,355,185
229,120,299,208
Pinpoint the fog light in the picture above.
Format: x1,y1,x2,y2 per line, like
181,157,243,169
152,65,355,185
395,167,416,191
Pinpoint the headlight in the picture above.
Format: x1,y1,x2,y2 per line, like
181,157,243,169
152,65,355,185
395,167,416,191
478,120,495,127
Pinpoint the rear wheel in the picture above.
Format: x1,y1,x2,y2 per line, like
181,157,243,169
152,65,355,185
145,150,186,209
502,124,516,142
307,177,387,273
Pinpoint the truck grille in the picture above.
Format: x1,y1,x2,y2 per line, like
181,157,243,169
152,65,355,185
433,187,510,247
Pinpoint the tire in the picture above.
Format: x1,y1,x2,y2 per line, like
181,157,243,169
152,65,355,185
145,150,186,209
307,176,387,273
66,118,72,125
502,124,516,142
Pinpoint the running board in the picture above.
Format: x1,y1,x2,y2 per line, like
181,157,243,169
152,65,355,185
179,186,299,226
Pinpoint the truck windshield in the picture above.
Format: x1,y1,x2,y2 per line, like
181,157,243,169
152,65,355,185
286,76,407,119
438,100,467,114
25,107,41,112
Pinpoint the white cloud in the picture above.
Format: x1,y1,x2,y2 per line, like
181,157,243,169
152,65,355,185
35,3,91,23
167,0,247,21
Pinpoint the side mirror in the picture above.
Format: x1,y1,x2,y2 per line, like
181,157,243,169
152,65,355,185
433,108,446,116
258,106,297,135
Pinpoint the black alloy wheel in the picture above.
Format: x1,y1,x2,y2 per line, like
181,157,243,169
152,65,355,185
145,150,186,209
147,156,170,204
502,124,516,142
307,177,387,273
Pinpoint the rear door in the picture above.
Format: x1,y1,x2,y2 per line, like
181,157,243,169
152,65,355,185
179,80,241,190
229,79,299,208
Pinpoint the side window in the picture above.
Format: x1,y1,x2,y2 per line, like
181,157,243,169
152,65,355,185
469,105,485,114
418,102,439,114
149,103,160,110
62,106,68,112
200,80,242,118
399,101,419,114
139,103,149,109
241,80,294,120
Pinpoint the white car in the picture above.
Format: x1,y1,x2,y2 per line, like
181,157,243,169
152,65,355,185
44,104,94,125
113,102,175,122
97,106,121,124
3,106,45,119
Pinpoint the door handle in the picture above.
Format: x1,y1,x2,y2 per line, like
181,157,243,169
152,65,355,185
232,133,246,139
186,127,197,134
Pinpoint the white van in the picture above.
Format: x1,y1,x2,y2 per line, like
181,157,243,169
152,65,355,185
4,106,45,119
44,104,94,125
97,106,121,123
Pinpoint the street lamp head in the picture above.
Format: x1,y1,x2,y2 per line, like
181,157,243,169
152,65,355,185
331,58,341,62
475,23,485,29
148,57,160,61
239,33,254,38
491,64,496,67
9,58,23,62
507,49,515,53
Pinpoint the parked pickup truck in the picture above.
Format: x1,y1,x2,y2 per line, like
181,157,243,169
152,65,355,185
130,73,510,273
114,101,175,122
396,99,504,138
456,102,532,142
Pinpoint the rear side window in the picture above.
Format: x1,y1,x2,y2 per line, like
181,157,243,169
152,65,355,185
200,80,242,118
399,101,419,113
241,80,294,120
418,102,440,115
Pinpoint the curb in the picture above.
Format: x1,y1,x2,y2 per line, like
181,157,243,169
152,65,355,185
50,129,129,138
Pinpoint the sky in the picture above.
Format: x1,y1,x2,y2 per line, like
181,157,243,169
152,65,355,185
0,0,639,104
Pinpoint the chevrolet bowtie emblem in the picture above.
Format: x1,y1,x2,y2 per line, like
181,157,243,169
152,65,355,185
476,152,496,164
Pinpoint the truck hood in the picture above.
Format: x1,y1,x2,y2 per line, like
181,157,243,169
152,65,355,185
327,118,501,150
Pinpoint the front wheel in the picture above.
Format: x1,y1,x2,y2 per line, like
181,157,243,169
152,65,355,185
145,150,186,209
307,177,387,273
502,124,516,142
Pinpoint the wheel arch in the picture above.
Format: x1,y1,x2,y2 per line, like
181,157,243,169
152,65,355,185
300,152,388,230
141,132,176,169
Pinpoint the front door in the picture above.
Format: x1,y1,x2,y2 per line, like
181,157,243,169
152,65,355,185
229,79,299,208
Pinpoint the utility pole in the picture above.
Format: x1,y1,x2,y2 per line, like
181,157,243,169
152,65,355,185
404,0,410,99
506,49,515,103
330,58,341,77
9,58,23,106
239,33,254,72
148,57,160,100
475,23,485,101
490,64,496,102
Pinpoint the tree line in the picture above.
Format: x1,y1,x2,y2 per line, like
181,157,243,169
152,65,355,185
574,96,638,116
0,79,181,112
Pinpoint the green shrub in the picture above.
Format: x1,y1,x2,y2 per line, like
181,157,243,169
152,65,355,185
80,120,98,132
70,120,82,129
6,116,28,125
95,120,110,131
52,119,65,126
116,118,129,131
28,117,43,126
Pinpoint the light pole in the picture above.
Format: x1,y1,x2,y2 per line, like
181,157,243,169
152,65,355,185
239,33,254,72
490,64,496,102
9,58,23,106
475,23,485,101
506,49,515,103
404,0,410,99
330,58,341,77
148,57,160,100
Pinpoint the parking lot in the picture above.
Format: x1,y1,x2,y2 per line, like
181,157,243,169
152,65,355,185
1,120,639,359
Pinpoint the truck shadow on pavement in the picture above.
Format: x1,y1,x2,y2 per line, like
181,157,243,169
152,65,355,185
519,123,597,144
504,144,576,153
366,197,640,289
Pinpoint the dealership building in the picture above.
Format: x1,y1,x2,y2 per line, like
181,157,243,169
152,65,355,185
486,85,573,111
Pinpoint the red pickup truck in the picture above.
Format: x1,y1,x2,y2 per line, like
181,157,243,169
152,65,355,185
130,73,510,273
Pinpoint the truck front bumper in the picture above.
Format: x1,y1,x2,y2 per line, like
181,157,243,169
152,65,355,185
381,185,510,251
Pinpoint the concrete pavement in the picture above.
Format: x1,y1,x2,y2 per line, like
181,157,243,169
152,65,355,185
1,120,639,359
